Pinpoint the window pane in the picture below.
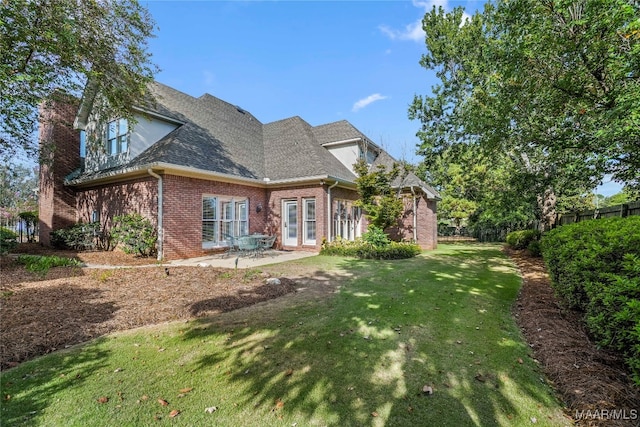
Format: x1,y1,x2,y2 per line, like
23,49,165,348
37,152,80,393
107,121,116,139
119,135,128,153
118,119,128,135
109,138,117,155
203,197,217,220
202,222,216,243
306,221,316,240
237,202,247,220
306,200,315,220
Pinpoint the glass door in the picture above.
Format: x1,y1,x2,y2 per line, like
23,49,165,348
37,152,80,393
283,201,298,246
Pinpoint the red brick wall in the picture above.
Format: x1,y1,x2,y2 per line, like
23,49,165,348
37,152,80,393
38,95,81,245
385,194,437,250
162,175,268,260
75,177,158,232
267,184,329,250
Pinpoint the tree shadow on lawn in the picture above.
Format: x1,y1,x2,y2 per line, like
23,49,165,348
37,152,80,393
180,254,567,426
0,341,111,426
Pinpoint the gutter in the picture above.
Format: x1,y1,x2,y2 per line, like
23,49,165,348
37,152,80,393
327,180,339,242
147,169,163,261
410,186,417,242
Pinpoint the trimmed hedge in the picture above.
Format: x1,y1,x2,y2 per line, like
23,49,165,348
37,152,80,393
320,238,421,260
505,229,541,250
540,217,640,386
0,227,18,254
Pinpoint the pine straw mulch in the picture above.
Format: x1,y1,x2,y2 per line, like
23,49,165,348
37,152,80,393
0,245,297,371
506,247,640,426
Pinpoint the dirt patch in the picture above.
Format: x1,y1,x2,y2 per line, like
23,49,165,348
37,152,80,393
507,247,639,426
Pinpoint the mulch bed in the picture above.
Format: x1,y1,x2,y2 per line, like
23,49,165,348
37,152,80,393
507,247,639,426
0,244,296,370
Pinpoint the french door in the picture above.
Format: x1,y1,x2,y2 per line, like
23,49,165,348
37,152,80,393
283,201,298,246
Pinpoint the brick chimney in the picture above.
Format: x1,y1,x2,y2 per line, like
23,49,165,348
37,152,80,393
38,92,81,246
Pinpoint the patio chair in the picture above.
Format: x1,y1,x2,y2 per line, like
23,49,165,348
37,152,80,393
257,235,276,257
237,235,259,258
221,233,239,258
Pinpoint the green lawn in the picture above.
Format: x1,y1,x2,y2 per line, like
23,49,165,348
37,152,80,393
0,244,569,426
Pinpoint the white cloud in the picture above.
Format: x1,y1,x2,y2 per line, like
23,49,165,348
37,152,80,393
352,93,388,112
379,0,472,42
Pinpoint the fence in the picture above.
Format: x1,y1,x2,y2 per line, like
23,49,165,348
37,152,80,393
558,201,640,226
0,217,39,243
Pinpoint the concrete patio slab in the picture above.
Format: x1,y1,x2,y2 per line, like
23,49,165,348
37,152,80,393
165,250,318,269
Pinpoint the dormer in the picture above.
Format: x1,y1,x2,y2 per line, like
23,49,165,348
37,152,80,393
75,100,182,173
322,137,379,175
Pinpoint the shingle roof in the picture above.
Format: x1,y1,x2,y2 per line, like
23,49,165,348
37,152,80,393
263,117,356,182
71,81,436,197
312,120,369,145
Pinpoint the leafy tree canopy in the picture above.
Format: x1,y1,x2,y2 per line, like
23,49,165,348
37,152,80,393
353,159,405,231
410,0,640,228
0,0,158,162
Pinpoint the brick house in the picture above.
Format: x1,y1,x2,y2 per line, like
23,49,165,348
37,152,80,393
39,82,439,260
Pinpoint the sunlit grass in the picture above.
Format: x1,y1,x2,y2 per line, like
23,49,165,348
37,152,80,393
0,244,569,426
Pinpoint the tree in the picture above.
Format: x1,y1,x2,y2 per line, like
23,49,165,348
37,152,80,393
0,0,158,161
409,1,640,229
0,163,38,218
353,159,404,232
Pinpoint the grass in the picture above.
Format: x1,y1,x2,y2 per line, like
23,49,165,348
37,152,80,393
0,244,569,426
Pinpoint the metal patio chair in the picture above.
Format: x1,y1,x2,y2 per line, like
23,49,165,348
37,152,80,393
237,235,259,258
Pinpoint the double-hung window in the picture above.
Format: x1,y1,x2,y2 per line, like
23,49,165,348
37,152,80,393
202,196,248,248
303,198,316,245
106,118,128,156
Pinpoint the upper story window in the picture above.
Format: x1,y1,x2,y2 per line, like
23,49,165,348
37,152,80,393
79,130,86,158
106,118,128,156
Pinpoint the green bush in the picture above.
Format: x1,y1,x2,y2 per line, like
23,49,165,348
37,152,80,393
527,240,542,257
16,254,81,276
540,216,640,385
361,225,391,247
320,238,421,260
110,213,157,257
505,229,541,250
0,227,18,254
51,222,103,250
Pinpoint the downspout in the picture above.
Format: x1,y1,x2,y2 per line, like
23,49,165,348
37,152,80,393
147,169,163,261
410,186,417,242
327,180,339,242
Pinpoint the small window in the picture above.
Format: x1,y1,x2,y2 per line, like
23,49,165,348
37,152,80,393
303,198,316,244
80,130,86,158
106,118,128,156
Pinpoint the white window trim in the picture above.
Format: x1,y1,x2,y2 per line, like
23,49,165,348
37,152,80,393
105,118,129,156
202,195,248,249
303,198,316,245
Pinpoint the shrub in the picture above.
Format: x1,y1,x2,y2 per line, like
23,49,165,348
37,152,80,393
51,222,103,250
16,254,81,276
505,229,541,250
110,213,157,257
527,240,542,257
320,238,421,260
0,227,18,254
540,216,640,385
361,225,390,247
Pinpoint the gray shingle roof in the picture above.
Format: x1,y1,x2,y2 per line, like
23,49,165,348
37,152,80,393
71,81,436,197
263,116,356,182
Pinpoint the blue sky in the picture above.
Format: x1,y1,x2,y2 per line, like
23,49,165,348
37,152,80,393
144,0,480,164
142,0,620,196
